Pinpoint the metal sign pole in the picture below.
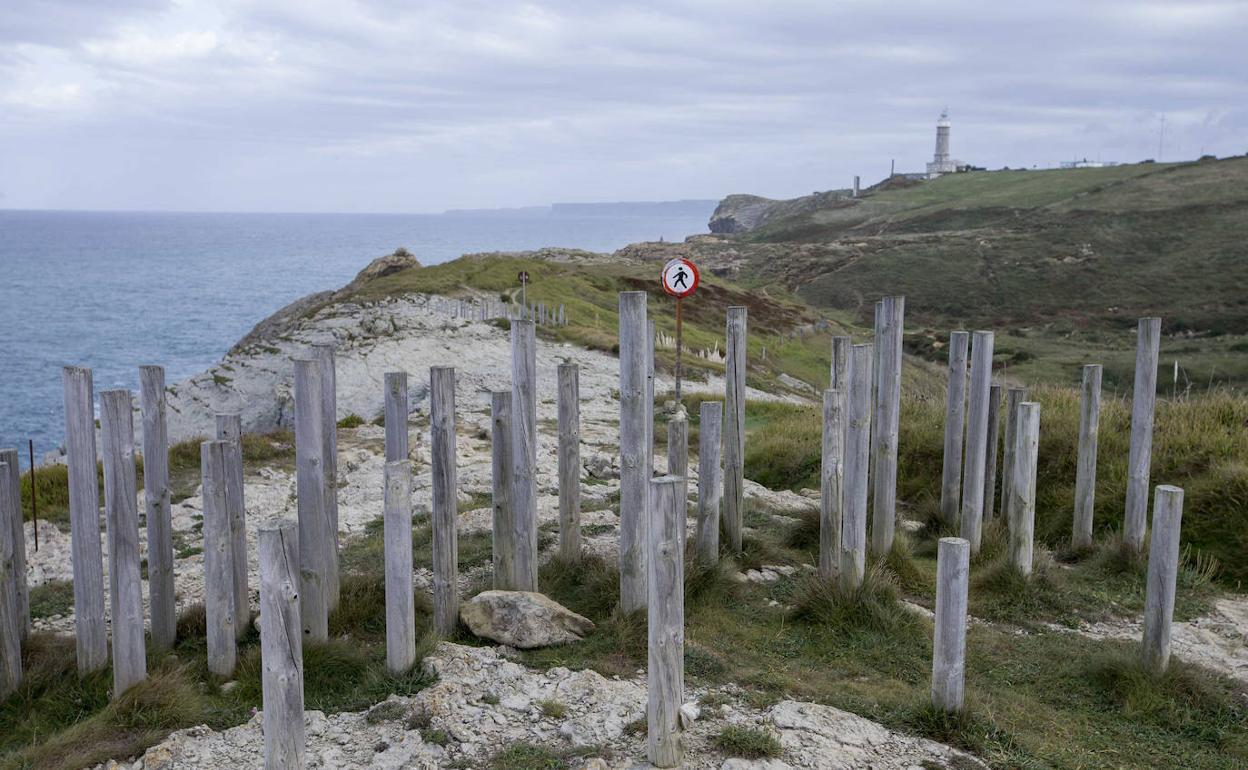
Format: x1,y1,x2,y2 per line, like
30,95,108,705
675,296,683,403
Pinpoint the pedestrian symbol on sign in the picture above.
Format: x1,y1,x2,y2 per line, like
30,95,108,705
661,258,699,298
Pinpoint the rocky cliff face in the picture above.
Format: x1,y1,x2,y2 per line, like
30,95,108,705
707,189,855,235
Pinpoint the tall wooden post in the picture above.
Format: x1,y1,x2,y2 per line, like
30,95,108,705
430,367,459,637
1142,485,1184,673
293,359,328,642
959,331,995,554
647,319,656,475
872,296,904,556
100,390,148,695
216,413,249,637
201,440,237,677
820,388,844,580
931,536,970,713
384,371,409,462
647,476,685,768
259,522,305,769
939,332,970,526
558,363,582,562
619,292,649,613
831,336,850,396
312,344,340,610
724,307,748,553
1073,365,1103,549
62,366,108,674
1000,386,1028,517
667,408,689,536
384,460,415,673
695,401,722,566
491,392,516,589
840,344,873,590
510,321,539,591
0,461,21,696
1007,403,1041,577
982,384,1002,522
1125,318,1161,553
0,452,27,643
139,366,176,650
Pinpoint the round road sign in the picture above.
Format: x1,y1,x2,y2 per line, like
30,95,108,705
661,258,699,298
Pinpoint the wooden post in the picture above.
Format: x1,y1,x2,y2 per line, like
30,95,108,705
982,384,1002,522
1000,387,1028,517
1142,485,1184,673
216,413,249,638
939,332,970,526
312,344,340,610
0,460,21,696
724,307,748,553
201,440,237,677
258,522,305,769
384,371,409,462
384,460,415,673
647,476,685,768
99,390,148,695
695,401,722,566
139,366,176,651
1073,365,1103,549
1007,403,1041,576
839,343,873,591
647,318,656,475
0,452,27,644
293,359,328,642
830,336,850,395
491,392,516,589
510,321,539,591
430,366,459,637
62,366,108,674
959,331,995,554
931,536,970,713
1125,318,1161,553
820,388,844,580
619,292,649,613
871,296,904,556
558,363,582,562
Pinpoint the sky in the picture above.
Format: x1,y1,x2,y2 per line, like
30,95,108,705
1,0,1245,213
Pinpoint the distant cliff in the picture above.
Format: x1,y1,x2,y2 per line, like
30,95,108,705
708,189,854,234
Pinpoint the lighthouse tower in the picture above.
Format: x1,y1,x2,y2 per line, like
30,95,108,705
926,109,957,178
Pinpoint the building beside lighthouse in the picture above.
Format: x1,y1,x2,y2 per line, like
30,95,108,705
926,109,960,178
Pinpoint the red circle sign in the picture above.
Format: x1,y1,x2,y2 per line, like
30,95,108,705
661,258,699,298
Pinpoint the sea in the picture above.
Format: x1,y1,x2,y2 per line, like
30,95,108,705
0,204,716,466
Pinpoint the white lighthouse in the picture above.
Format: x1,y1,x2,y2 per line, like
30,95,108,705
926,109,957,178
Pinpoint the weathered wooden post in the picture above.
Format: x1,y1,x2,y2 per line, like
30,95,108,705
931,536,970,713
201,439,237,677
939,332,970,526
647,475,685,768
839,343,873,591
1007,403,1041,576
99,390,148,695
258,521,305,769
0,452,27,643
0,460,21,696
959,331,995,554
62,366,108,674
695,401,723,566
510,321,539,591
831,336,850,396
982,384,1002,522
312,344,340,610
1000,386,1028,516
293,358,329,642
139,366,176,650
647,318,656,474
384,371,409,462
872,296,904,556
667,409,689,550
820,388,845,580
430,366,459,637
491,392,516,589
384,460,416,673
216,413,249,637
558,363,582,562
1142,485,1184,673
724,306,748,553
1073,365,1103,549
619,292,649,613
1125,318,1161,553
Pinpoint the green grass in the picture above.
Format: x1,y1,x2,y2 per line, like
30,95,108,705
712,724,783,759
27,581,74,620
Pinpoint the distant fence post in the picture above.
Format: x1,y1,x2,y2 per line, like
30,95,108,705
959,331,995,554
201,439,237,677
1008,403,1041,576
1141,485,1184,673
216,413,249,638
871,296,904,556
647,476,685,768
1073,365,1103,549
384,460,416,673
62,366,108,674
1000,386,1028,516
1124,318,1161,553
259,521,305,769
724,307,748,553
139,366,176,651
839,343,873,591
939,332,970,527
430,366,459,637
312,344,340,610
384,371,409,462
100,390,148,696
0,460,22,696
619,292,649,613
491,392,516,589
293,359,329,642
510,321,539,591
558,363,582,562
695,401,723,566
982,384,1002,522
931,536,970,713
820,388,845,580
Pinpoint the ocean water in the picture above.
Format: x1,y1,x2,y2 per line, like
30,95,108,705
0,207,715,465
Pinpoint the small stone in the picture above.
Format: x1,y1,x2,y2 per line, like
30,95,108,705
679,702,700,728
219,681,238,694
460,591,595,649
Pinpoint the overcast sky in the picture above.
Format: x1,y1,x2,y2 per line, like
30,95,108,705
1,0,1244,213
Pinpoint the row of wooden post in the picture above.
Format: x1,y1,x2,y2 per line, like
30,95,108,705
432,296,568,326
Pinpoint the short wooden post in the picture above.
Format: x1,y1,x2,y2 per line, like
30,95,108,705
1073,365,1103,549
939,332,970,526
510,321,539,591
830,336,850,395
667,410,688,544
384,371,409,462
0,460,21,697
62,366,108,674
430,367,459,637
558,363,582,562
647,476,685,768
724,307,748,553
293,359,328,642
312,344,340,610
99,390,148,695
1000,386,1028,516
0,452,27,644
201,440,237,677
1007,403,1041,576
871,296,904,556
931,536,970,713
959,331,995,554
490,392,516,589
259,521,305,769
216,413,249,637
820,388,844,580
1125,318,1161,553
619,292,649,613
139,366,176,650
1141,485,1184,673
982,384,1002,522
384,460,415,673
695,401,722,566
839,344,873,590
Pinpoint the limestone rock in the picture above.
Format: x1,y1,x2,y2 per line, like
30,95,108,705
460,590,595,649
721,760,794,770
